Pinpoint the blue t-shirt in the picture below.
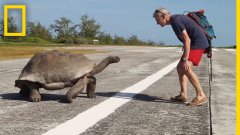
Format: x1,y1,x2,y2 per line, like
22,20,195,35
171,14,209,50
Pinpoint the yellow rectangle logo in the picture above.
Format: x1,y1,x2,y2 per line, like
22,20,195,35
4,5,26,36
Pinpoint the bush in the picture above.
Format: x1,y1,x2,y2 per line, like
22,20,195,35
73,37,88,44
22,37,52,44
1,36,52,44
2,37,23,42
58,37,74,44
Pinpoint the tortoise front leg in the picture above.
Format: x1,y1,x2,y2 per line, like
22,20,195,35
19,85,30,97
28,83,41,102
65,77,88,103
86,76,96,98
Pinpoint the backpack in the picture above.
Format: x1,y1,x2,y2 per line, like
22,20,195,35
184,10,216,58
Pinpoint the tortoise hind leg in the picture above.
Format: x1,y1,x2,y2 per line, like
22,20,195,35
86,77,96,98
27,83,41,102
65,77,88,103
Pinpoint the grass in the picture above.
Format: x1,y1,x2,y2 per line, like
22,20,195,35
0,45,107,60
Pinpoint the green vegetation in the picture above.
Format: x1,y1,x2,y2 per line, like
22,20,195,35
0,45,106,60
0,14,165,46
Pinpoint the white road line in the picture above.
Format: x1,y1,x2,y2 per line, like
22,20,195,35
42,60,179,135
225,49,236,52
212,48,219,51
156,47,178,49
176,48,219,53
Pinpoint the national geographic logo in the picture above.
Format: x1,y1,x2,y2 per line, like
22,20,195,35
3,5,26,36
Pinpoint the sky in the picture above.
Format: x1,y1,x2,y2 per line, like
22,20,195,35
0,0,236,47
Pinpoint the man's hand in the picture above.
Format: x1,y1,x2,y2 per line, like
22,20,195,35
182,60,190,72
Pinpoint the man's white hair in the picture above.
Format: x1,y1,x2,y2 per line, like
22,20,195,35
153,7,171,17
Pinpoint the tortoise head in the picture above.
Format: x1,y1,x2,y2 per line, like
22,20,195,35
109,56,120,63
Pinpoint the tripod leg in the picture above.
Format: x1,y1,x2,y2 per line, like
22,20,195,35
208,58,211,86
210,58,213,81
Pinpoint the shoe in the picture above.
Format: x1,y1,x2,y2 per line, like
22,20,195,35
170,95,188,103
187,97,208,106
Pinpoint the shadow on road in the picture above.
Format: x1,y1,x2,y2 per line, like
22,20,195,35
0,93,26,101
0,93,67,102
0,92,186,105
95,92,185,105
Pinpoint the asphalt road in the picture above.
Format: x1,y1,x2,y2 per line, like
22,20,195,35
0,46,236,135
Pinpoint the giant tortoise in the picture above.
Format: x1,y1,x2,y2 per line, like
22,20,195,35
15,50,120,103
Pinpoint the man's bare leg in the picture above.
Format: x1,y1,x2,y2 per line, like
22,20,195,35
185,62,206,101
177,61,189,99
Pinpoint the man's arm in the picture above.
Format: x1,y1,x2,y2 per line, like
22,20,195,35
180,29,191,60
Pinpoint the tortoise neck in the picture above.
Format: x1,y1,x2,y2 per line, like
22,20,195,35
88,57,111,76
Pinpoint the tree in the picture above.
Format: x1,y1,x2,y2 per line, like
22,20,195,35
0,17,21,42
0,16,18,34
146,40,156,46
158,41,166,46
127,35,142,45
27,22,52,41
113,35,126,45
97,32,113,44
0,19,4,34
79,14,101,39
50,17,77,43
